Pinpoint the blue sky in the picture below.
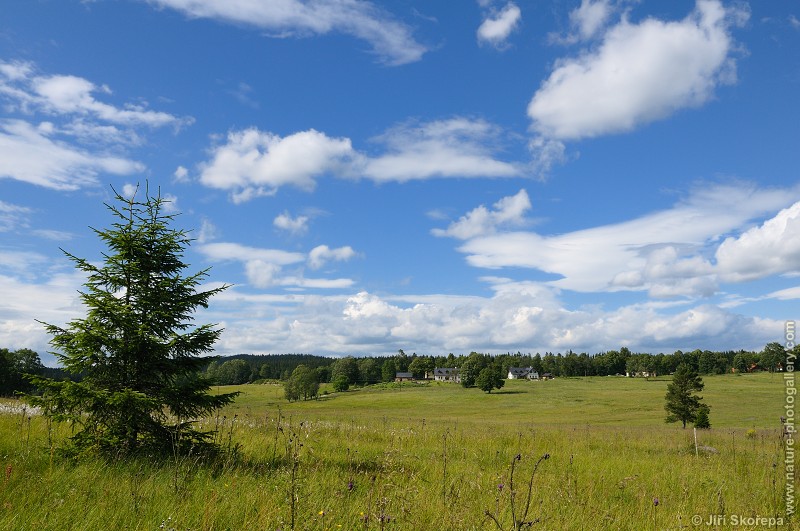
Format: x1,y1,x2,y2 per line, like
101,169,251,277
1,0,799,365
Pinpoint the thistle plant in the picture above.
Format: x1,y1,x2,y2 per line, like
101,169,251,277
485,452,550,531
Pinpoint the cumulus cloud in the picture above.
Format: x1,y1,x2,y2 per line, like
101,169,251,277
201,285,781,356
308,245,356,269
244,260,283,288
528,0,749,140
198,241,355,289
173,165,189,183
121,183,138,199
146,0,427,65
477,2,521,48
443,183,797,297
715,201,800,282
274,211,310,235
1,268,783,361
432,189,530,239
199,128,356,202
198,242,301,289
198,118,523,201
0,272,87,363
568,0,612,41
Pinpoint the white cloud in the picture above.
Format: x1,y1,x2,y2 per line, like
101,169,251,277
199,128,356,202
477,2,522,48
274,211,310,235
196,218,218,243
0,120,144,190
173,165,189,183
0,271,86,362
444,184,798,297
361,118,522,182
146,0,427,65
122,183,138,198
0,60,33,81
568,0,612,41
198,241,355,290
198,242,305,266
308,245,356,270
244,259,283,288
202,286,781,356
432,189,530,239
0,200,32,232
161,193,179,213
767,286,800,301
0,250,49,274
281,276,354,289
528,0,749,140
0,270,783,361
32,75,183,127
0,62,188,129
198,118,523,201
0,59,190,190
31,229,74,241
528,136,568,176
715,201,800,282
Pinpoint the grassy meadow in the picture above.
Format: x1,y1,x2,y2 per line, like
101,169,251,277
0,372,794,530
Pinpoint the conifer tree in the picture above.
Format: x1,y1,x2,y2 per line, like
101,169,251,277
664,363,708,428
28,186,238,456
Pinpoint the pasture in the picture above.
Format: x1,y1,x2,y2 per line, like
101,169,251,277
0,372,792,530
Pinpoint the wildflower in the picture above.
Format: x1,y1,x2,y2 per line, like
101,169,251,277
653,497,659,506
498,483,504,491
347,480,355,491
319,510,326,516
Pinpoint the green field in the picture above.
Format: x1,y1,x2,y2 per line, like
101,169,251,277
1,373,794,530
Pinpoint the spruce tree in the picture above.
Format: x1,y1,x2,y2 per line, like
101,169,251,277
28,186,238,456
664,363,708,428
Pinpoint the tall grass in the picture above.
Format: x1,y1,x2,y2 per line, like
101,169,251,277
0,373,792,530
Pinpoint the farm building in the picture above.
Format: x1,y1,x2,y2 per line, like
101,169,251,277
433,367,460,383
507,367,540,380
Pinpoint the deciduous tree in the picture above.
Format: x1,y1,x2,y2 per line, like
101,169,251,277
476,365,505,393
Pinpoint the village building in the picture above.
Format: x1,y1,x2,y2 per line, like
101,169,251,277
433,367,460,383
507,367,540,380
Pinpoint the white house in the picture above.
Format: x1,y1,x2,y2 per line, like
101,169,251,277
507,367,540,380
434,367,460,383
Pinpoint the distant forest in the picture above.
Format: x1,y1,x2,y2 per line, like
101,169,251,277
203,343,793,386
2,342,793,397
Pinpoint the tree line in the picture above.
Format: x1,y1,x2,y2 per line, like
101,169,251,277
198,342,795,401
0,348,68,397
5,342,792,399
205,343,793,384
